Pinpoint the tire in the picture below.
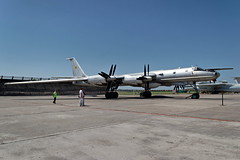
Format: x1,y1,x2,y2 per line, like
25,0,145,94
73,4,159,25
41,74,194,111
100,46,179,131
105,92,118,99
140,91,152,98
191,93,200,99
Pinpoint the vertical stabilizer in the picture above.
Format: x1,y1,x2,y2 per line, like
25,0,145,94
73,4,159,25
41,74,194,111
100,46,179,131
234,77,240,84
66,57,87,77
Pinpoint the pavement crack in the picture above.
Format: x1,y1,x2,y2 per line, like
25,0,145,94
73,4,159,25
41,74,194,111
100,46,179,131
0,121,130,146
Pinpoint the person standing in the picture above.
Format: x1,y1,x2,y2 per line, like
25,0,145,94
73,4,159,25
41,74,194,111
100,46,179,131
53,90,58,104
78,88,85,106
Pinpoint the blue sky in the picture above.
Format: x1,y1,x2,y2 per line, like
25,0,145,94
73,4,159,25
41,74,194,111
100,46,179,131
0,0,240,84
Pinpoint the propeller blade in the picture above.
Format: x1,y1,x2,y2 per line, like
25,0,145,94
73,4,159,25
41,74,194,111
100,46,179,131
109,65,113,76
144,65,146,76
181,85,185,90
98,73,104,77
98,72,110,79
112,65,116,76
147,64,149,76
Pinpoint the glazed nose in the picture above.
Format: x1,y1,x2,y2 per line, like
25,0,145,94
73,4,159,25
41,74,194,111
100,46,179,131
215,72,220,78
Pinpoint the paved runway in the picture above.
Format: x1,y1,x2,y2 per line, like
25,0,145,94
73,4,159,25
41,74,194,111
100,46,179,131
0,94,240,160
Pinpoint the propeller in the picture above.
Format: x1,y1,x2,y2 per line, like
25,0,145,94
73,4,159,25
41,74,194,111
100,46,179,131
174,85,185,93
145,64,150,91
137,64,151,91
98,64,117,91
109,64,116,76
99,64,116,78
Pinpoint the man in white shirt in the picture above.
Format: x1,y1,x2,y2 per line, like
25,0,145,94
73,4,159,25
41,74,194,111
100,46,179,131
78,88,85,106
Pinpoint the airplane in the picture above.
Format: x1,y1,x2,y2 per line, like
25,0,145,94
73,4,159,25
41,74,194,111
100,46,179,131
234,77,240,84
187,78,240,94
5,57,233,99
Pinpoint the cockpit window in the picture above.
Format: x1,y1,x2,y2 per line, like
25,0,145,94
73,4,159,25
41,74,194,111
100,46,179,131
194,67,204,71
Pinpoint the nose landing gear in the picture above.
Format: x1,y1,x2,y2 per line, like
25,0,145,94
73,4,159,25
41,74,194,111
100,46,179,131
191,93,200,99
186,82,200,99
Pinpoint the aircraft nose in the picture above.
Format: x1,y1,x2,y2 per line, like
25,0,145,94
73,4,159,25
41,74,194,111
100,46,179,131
215,71,220,78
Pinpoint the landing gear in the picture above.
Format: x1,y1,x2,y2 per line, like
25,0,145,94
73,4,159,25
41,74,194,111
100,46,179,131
99,64,121,99
137,64,153,98
191,93,200,99
188,82,200,99
105,92,118,99
140,91,152,98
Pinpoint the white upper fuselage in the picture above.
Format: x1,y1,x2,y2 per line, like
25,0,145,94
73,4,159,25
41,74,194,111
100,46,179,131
80,67,220,89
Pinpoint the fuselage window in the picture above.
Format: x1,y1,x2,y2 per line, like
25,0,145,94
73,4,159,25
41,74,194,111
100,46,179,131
159,73,164,76
173,72,176,74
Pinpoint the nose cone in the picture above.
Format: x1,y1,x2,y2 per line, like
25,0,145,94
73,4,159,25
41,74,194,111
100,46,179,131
215,71,220,79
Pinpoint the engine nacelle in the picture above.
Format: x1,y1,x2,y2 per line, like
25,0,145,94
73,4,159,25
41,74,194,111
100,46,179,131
123,75,142,86
143,76,152,82
87,75,106,86
148,83,161,89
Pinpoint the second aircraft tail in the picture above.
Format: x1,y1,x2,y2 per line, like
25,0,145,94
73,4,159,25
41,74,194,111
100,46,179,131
234,77,240,84
67,57,88,77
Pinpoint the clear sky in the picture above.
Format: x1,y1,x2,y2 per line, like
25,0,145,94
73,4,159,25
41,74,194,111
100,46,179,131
0,0,240,85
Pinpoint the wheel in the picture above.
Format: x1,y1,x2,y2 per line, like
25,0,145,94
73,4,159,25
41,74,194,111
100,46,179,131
113,92,118,99
105,92,118,99
140,91,152,98
191,93,200,99
105,92,111,99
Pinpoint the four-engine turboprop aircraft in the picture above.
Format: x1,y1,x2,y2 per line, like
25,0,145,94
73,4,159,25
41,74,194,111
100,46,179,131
5,57,233,99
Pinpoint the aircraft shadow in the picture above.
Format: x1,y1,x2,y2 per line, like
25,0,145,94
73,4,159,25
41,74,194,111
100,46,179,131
13,95,174,101
96,95,174,100
13,97,79,101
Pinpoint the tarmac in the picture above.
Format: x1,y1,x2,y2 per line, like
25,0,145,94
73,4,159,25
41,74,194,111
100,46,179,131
0,93,240,160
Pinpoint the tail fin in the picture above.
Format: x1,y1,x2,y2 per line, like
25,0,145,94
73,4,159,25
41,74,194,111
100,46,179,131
234,77,240,84
66,57,87,77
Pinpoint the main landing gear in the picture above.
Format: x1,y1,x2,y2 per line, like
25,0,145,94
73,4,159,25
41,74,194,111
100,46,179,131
140,91,152,98
99,65,120,99
105,92,118,99
138,65,153,98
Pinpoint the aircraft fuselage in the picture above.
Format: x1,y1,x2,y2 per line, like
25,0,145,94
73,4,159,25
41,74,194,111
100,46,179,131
79,67,220,89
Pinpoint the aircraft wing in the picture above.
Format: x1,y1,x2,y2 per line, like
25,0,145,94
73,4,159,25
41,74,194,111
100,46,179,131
4,77,88,85
198,83,227,87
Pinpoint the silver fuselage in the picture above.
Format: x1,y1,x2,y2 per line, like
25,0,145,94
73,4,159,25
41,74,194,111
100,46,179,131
77,67,220,89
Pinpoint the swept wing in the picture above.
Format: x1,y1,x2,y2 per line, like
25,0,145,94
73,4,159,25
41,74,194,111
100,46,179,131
5,77,88,85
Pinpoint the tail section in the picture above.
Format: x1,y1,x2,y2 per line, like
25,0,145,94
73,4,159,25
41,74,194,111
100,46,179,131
234,77,240,84
67,57,87,77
